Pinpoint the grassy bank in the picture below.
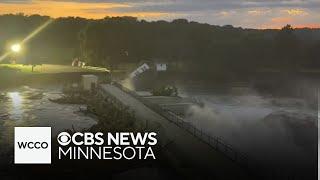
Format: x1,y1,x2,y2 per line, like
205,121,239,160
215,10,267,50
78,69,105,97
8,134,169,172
0,64,108,74
0,64,109,89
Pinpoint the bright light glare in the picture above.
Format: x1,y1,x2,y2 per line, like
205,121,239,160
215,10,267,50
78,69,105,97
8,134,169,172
8,92,22,107
0,19,53,62
11,44,21,53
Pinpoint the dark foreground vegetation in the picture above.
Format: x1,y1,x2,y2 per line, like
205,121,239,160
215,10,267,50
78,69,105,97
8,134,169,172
0,14,319,77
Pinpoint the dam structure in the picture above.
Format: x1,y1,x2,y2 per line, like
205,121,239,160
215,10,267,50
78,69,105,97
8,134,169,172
99,83,253,179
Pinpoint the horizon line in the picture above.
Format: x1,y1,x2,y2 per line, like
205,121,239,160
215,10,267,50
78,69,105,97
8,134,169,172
0,13,319,30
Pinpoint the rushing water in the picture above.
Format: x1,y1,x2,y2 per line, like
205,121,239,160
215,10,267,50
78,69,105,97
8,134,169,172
179,89,317,176
0,86,97,157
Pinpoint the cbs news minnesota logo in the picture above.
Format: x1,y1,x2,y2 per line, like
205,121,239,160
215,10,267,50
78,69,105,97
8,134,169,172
14,127,157,164
14,127,51,164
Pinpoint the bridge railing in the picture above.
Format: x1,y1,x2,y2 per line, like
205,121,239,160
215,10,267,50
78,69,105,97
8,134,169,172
112,82,251,170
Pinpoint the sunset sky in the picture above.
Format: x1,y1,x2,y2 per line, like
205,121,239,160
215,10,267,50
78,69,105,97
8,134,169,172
0,0,319,29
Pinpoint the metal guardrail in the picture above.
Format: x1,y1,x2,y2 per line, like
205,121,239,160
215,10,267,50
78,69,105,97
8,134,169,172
112,82,251,170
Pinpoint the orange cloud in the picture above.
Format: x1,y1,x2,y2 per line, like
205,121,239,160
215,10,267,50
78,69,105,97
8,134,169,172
260,17,292,29
260,17,320,29
0,0,167,19
284,9,308,16
271,17,293,24
294,23,320,29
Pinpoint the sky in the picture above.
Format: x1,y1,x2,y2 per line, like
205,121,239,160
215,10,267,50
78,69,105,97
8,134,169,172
0,0,319,29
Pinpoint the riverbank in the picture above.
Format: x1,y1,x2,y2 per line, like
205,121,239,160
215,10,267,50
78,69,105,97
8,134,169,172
0,64,109,89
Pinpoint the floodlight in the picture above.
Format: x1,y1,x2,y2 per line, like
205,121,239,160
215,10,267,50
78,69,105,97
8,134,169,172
11,44,21,53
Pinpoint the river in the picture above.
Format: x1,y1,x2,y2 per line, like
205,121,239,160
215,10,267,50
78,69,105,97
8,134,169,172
0,86,97,162
179,89,317,177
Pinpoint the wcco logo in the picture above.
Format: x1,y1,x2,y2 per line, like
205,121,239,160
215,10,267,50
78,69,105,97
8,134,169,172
17,141,49,149
14,127,51,164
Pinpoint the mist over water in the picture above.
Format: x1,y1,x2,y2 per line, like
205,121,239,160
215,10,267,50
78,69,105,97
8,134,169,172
181,91,317,176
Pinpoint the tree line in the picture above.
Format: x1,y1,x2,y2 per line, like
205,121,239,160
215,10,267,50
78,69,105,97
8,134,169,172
0,14,319,76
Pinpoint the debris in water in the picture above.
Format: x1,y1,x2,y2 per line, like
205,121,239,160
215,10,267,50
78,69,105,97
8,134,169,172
0,113,9,120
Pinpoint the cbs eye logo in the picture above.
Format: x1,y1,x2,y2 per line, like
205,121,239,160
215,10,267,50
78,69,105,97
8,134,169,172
57,132,71,146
